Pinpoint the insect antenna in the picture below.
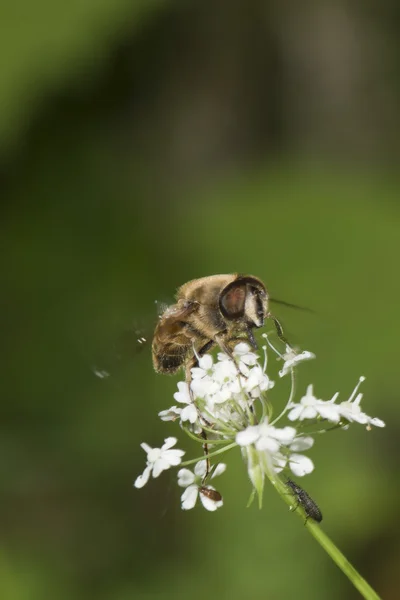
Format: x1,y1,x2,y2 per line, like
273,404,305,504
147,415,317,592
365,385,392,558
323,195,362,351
269,298,315,314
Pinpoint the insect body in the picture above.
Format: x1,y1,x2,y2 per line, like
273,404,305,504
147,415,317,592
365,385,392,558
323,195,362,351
286,479,323,523
152,274,276,378
199,486,222,502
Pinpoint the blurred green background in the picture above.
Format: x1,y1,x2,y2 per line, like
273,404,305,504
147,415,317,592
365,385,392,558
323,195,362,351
1,1,400,599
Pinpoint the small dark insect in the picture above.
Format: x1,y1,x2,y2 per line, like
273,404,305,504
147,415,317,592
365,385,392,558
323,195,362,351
286,478,323,523
199,486,222,502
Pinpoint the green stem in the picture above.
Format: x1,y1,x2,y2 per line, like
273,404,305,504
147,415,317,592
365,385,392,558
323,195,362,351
270,475,381,600
179,442,237,467
306,522,381,600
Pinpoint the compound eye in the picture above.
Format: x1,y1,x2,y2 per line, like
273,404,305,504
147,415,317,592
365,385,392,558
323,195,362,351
220,283,246,319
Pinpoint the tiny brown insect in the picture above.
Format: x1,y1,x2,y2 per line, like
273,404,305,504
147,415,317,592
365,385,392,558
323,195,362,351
199,486,222,502
152,274,286,380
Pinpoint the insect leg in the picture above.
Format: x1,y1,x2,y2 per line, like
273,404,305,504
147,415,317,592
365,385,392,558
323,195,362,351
285,487,307,523
246,327,258,349
267,313,292,348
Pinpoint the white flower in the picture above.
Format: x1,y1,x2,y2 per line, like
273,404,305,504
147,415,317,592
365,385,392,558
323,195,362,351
338,391,385,428
190,355,222,400
289,436,314,452
270,436,315,476
288,385,341,423
177,460,226,511
287,377,385,429
214,344,258,381
287,385,320,421
173,381,198,424
338,393,369,424
368,417,385,428
190,376,220,400
325,377,385,428
240,364,274,398
236,419,296,453
191,354,214,378
279,349,316,377
134,437,185,488
233,343,259,367
137,336,386,511
269,450,314,477
189,344,273,409
212,357,238,384
215,345,274,400
236,419,314,477
174,381,192,404
158,406,182,421
236,424,261,447
316,393,341,422
288,453,314,477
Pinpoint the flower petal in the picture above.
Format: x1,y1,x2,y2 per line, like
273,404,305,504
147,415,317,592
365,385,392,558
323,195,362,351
134,465,152,488
152,458,170,477
236,425,260,446
199,491,223,511
158,406,181,421
181,404,198,424
287,405,303,421
174,382,191,405
140,443,152,454
198,354,213,370
212,463,227,478
272,453,287,473
190,367,206,379
194,460,207,478
162,437,178,450
191,378,212,398
368,417,385,428
300,406,318,420
147,448,162,462
289,454,314,476
213,360,237,382
177,468,195,487
181,485,198,510
163,449,185,466
317,403,341,422
290,436,314,451
338,403,368,424
279,351,316,377
255,436,280,453
233,342,251,356
271,426,297,444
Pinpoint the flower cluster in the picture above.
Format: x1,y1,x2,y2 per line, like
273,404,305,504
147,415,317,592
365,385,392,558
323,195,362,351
134,339,385,512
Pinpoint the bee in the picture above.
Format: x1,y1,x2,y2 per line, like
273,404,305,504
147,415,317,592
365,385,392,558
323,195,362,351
286,478,323,523
152,274,286,379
